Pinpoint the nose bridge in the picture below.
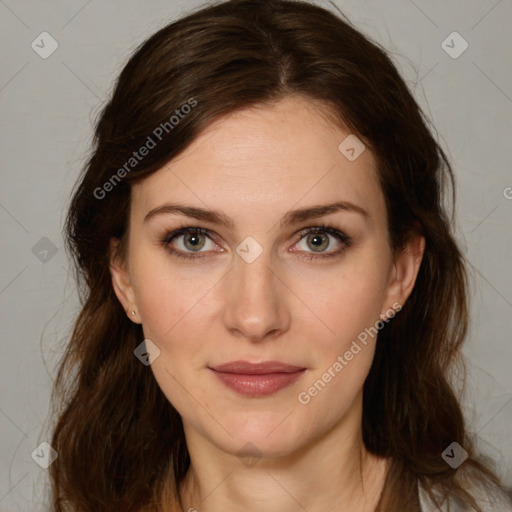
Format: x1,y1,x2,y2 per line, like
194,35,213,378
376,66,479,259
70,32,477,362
222,246,289,340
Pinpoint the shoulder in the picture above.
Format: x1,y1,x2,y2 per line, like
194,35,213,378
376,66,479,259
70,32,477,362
418,480,512,512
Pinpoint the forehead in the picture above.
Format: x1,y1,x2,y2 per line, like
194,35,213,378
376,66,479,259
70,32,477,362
131,95,384,225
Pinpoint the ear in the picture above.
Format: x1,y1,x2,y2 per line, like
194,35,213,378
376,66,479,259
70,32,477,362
383,233,425,312
109,237,141,323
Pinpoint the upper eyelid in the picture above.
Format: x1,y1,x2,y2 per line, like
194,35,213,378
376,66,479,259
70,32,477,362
165,227,216,244
165,225,348,248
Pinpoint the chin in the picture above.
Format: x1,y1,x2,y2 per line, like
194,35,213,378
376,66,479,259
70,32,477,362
212,416,307,459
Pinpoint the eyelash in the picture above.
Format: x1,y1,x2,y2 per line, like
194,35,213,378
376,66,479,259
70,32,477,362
160,224,353,262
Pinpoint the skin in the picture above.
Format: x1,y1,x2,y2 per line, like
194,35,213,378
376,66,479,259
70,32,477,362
110,94,425,512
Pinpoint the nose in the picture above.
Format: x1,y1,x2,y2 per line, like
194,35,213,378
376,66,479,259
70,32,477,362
222,250,291,342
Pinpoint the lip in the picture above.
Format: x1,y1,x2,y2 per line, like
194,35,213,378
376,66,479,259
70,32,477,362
210,360,305,374
209,360,306,397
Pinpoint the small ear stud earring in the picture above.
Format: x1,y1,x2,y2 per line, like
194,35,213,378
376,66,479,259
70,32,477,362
131,310,135,316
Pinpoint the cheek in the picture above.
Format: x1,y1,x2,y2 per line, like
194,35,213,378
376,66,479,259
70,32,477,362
135,267,214,413
293,259,389,420
130,247,220,342
289,253,391,356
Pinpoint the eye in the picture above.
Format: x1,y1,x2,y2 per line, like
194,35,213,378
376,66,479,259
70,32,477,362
161,227,220,260
161,224,352,262
292,225,352,259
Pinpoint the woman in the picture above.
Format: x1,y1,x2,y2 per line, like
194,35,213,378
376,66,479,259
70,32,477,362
48,0,512,510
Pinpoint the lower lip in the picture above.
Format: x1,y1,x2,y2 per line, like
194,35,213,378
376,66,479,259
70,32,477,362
211,369,305,397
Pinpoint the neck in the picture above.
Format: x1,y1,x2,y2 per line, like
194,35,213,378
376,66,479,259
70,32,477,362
177,396,389,512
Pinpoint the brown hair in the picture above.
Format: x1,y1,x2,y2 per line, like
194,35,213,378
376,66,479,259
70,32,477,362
48,0,509,510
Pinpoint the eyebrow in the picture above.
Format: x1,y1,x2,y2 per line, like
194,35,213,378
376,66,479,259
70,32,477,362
143,200,368,228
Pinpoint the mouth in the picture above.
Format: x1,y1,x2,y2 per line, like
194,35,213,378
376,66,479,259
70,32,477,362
208,360,306,397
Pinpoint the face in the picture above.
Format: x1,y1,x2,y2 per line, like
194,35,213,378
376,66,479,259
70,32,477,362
110,95,423,460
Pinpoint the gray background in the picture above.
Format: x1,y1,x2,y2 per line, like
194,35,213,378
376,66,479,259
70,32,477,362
1,0,511,509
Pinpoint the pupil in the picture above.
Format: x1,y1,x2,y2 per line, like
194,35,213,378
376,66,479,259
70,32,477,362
185,232,204,250
309,233,328,252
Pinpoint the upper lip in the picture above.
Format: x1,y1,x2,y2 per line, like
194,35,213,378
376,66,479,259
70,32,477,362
210,360,305,374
